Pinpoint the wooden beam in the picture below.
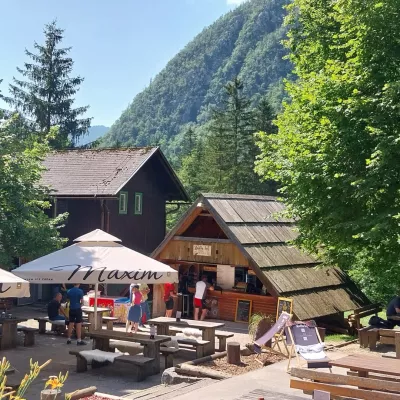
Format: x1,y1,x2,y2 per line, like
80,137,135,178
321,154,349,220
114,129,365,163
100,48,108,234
347,371,400,383
172,236,231,244
291,368,400,393
290,379,400,400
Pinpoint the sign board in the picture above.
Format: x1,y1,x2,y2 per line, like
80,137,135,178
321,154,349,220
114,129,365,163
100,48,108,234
235,299,252,323
276,297,293,321
203,265,217,272
193,244,211,257
217,265,235,289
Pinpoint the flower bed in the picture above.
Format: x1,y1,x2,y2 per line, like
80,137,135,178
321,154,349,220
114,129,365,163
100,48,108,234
200,353,286,376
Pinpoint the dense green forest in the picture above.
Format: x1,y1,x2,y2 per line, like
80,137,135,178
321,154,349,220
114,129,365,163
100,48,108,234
101,0,290,161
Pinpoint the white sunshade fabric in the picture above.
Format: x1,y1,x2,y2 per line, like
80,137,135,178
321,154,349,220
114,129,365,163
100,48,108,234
13,229,178,285
0,269,30,298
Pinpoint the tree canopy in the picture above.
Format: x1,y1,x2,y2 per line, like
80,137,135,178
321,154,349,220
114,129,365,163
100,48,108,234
256,0,400,303
0,113,66,266
5,21,91,148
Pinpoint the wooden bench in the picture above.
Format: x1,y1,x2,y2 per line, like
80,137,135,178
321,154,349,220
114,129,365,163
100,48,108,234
176,338,209,359
35,317,66,334
102,316,119,330
290,367,400,399
114,355,154,381
215,331,234,351
350,304,381,331
69,350,116,373
17,326,38,347
359,328,400,356
160,346,179,369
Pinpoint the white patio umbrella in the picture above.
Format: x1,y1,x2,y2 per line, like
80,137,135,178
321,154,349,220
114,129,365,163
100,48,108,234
0,269,30,298
13,229,178,327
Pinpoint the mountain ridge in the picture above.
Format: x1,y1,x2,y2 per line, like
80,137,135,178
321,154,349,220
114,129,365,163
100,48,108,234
101,0,290,157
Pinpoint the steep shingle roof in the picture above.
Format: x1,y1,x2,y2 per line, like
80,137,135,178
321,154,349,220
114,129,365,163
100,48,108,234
41,147,162,197
153,193,370,320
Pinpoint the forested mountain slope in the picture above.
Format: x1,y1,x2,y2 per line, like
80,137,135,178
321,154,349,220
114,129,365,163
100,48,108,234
101,0,290,156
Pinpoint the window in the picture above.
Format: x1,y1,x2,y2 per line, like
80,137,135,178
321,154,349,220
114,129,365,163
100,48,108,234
134,192,143,215
119,191,128,214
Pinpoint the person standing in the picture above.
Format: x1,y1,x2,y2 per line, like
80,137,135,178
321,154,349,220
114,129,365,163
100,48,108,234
139,284,150,327
128,285,142,334
387,294,400,327
194,275,208,321
163,282,175,317
66,284,86,345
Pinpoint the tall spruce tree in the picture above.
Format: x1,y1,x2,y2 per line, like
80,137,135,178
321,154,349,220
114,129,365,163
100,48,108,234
5,21,91,148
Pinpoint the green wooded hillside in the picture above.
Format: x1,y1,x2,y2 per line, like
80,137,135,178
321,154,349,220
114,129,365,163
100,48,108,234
101,0,290,156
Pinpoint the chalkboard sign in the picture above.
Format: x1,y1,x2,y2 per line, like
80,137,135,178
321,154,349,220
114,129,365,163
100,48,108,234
235,299,252,323
276,297,293,321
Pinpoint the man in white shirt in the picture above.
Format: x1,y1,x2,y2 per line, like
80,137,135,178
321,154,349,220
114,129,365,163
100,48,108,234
194,275,208,321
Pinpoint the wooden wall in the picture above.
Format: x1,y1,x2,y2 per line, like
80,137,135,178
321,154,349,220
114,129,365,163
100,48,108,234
209,291,277,322
159,240,249,266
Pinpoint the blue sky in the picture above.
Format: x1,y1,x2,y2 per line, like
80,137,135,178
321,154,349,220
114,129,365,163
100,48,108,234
0,0,248,126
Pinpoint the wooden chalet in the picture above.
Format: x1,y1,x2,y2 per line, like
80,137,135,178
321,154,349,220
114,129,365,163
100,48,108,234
151,193,370,323
41,147,188,254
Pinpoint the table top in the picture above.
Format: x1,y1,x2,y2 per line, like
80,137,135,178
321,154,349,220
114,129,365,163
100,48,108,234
147,317,225,329
81,306,110,313
0,318,27,324
89,330,170,345
330,354,400,376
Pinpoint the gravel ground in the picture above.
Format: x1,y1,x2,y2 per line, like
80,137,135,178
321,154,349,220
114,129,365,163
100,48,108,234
201,353,286,376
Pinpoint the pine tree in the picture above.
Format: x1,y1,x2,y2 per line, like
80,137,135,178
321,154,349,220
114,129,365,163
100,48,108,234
254,96,276,133
5,21,91,148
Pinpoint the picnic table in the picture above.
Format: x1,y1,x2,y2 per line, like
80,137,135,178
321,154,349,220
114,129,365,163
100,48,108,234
0,317,27,350
81,306,110,331
147,317,224,356
330,354,400,378
89,330,170,374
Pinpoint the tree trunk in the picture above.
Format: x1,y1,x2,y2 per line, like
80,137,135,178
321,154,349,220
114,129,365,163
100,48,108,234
40,389,59,400
227,342,241,365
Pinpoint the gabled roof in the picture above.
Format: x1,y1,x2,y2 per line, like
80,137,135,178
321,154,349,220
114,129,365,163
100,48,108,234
40,147,188,200
153,193,370,320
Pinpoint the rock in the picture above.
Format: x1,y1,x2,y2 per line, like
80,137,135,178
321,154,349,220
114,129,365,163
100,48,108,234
241,346,254,356
161,368,203,386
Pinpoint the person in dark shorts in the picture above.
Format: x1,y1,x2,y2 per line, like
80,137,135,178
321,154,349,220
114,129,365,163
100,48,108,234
163,282,175,317
387,295,400,327
47,293,67,321
67,284,86,345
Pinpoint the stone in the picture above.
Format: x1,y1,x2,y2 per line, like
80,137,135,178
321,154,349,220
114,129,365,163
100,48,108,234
161,368,203,386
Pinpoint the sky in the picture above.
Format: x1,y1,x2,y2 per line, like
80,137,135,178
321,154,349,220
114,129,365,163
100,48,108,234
0,0,248,127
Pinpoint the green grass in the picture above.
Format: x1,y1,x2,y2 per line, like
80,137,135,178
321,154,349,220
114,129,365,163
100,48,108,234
325,333,356,343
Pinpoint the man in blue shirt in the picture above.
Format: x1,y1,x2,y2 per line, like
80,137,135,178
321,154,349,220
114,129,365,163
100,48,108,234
67,284,86,345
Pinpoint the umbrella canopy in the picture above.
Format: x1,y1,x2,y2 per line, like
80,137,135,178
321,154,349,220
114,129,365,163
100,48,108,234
0,269,30,298
13,229,178,285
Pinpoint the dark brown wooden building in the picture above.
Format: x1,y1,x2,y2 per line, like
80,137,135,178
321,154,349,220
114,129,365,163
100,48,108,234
151,193,370,323
41,147,189,254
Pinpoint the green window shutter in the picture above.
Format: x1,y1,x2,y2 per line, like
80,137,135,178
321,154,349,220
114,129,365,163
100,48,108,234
134,192,143,215
119,191,128,214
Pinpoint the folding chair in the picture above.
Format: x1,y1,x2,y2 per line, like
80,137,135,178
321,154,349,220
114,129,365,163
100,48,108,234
286,321,332,372
253,311,291,365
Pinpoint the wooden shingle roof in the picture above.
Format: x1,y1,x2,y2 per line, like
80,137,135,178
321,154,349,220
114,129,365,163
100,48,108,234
202,193,369,320
40,147,188,199
153,193,370,320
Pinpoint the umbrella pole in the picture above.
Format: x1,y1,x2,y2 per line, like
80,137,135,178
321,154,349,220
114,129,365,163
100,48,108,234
94,283,98,330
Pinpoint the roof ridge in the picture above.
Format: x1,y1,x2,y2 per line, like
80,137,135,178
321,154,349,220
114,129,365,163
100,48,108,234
50,146,158,153
201,193,278,201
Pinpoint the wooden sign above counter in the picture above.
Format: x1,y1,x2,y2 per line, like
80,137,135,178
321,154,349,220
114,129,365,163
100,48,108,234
193,244,211,257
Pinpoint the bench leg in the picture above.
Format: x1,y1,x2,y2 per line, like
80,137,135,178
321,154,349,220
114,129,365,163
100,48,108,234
368,330,378,351
218,337,227,352
196,346,204,359
106,321,113,330
24,332,35,347
76,356,88,373
164,354,173,369
38,321,46,334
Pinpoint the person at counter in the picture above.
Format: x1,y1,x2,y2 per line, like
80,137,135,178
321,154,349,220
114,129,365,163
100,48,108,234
194,275,208,321
164,282,176,317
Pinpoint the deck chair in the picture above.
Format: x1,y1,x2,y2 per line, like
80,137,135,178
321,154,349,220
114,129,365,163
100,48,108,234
253,311,291,364
286,321,331,372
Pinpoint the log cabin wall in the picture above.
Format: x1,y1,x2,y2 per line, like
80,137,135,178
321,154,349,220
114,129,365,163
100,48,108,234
159,238,249,266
